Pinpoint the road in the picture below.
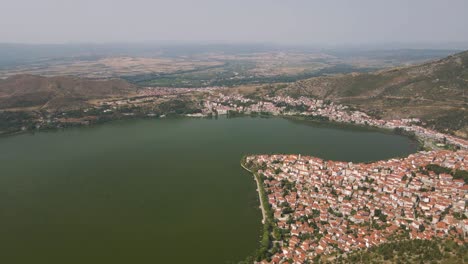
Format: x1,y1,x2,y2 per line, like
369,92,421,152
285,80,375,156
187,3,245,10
241,162,266,224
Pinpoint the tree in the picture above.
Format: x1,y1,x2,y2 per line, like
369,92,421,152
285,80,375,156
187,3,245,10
273,227,281,240
419,224,425,232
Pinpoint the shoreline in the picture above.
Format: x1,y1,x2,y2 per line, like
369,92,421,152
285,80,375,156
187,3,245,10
0,113,422,141
241,162,266,224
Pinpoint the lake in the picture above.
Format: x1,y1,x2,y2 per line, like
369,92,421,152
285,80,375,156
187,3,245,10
0,117,417,263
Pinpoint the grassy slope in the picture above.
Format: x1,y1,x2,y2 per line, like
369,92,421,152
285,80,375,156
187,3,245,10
0,74,137,110
338,239,467,264
262,51,468,138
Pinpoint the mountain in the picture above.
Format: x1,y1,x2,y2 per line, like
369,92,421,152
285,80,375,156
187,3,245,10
0,74,137,110
270,50,468,137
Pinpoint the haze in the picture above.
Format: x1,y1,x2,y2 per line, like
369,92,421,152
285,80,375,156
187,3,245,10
1,0,468,46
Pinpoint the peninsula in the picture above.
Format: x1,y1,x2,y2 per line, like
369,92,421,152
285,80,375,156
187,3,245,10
244,149,467,263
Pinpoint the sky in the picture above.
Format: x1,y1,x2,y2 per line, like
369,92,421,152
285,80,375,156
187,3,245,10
1,0,468,46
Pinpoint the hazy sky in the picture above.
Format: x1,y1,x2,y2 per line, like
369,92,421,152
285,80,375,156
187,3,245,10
1,0,467,45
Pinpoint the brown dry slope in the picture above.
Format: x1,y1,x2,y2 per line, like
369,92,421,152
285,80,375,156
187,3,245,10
0,74,137,110
274,50,468,137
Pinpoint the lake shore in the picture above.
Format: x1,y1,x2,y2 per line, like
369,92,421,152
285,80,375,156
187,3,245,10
241,161,266,224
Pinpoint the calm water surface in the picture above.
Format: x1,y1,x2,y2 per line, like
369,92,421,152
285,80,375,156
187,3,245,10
0,117,417,263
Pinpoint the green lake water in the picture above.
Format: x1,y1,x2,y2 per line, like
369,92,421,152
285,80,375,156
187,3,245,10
0,117,417,263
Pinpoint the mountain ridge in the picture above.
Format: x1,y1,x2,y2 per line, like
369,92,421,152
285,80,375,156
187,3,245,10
263,50,468,137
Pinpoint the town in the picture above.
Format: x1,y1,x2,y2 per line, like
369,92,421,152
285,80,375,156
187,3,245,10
244,149,467,263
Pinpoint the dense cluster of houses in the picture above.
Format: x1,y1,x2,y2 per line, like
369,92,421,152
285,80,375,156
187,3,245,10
204,94,468,149
203,94,283,115
246,150,467,263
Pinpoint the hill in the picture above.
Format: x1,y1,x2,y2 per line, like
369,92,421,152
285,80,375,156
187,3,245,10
263,50,468,138
0,74,137,110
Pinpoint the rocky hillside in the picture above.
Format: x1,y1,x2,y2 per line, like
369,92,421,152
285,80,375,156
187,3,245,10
274,50,468,138
0,74,137,110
